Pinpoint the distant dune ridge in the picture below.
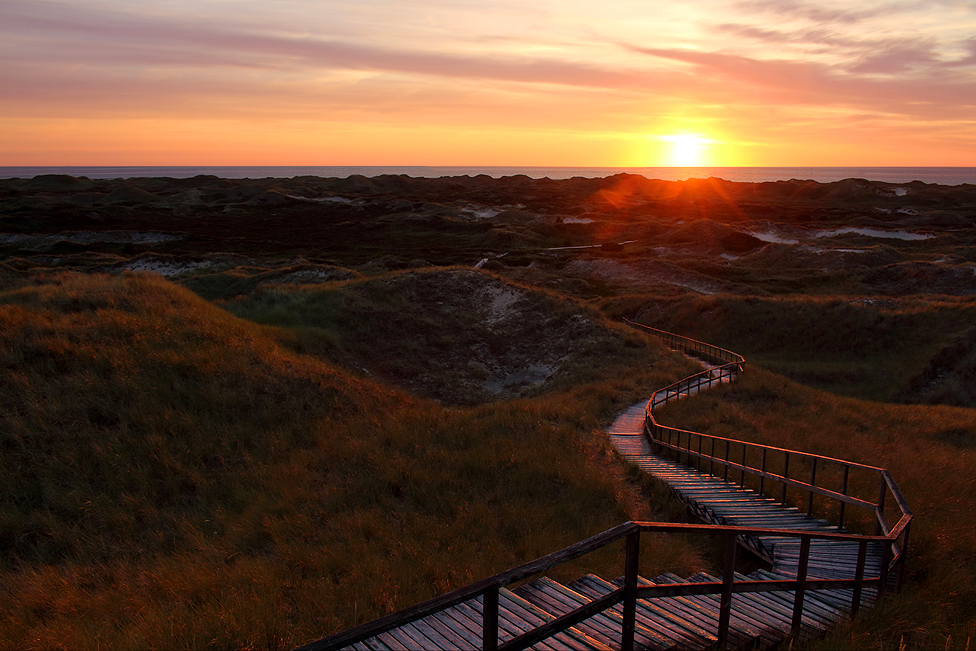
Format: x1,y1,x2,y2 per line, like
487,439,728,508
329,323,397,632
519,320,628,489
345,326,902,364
1,165,974,184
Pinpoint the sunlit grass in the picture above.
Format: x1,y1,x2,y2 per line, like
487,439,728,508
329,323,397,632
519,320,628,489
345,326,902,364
0,271,706,649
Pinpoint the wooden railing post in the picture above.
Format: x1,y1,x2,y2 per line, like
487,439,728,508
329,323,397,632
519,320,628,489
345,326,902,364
718,534,737,650
878,538,892,602
807,458,818,515
759,448,767,497
791,537,811,637
838,466,849,529
781,453,790,505
724,441,730,481
876,478,888,536
622,529,640,651
740,444,747,487
897,521,911,592
483,587,499,651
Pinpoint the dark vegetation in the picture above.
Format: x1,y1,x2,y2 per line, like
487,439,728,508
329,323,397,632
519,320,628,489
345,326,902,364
2,172,976,648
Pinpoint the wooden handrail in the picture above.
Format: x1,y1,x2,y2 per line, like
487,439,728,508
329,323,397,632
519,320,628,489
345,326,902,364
296,523,639,651
297,323,913,651
648,421,889,474
299,520,899,651
629,319,913,588
649,435,879,510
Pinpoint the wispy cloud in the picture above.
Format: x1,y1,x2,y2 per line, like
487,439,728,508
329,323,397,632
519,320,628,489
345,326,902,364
2,0,975,164
625,45,976,119
0,1,648,89
731,0,898,25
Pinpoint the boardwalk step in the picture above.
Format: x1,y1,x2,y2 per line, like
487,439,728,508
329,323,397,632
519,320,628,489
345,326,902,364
574,574,718,651
351,588,614,651
513,577,675,651
643,573,763,649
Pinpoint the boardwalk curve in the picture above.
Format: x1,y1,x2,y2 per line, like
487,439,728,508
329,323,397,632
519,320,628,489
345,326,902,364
298,323,912,651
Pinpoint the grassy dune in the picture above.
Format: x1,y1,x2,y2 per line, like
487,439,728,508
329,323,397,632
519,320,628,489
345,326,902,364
657,368,976,650
0,271,706,649
225,266,671,405
606,292,976,405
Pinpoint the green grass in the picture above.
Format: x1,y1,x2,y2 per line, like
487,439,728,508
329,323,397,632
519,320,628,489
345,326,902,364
0,271,706,649
604,292,976,405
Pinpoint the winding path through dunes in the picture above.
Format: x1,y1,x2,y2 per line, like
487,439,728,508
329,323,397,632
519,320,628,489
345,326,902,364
298,325,912,651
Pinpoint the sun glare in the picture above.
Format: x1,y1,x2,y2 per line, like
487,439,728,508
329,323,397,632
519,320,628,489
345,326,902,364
661,134,712,167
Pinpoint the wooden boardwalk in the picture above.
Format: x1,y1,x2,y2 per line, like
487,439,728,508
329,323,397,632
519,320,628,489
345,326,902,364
303,337,907,651
322,407,883,650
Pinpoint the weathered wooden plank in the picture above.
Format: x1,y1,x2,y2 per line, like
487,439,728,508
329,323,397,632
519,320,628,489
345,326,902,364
493,590,600,651
685,573,798,644
729,572,836,630
438,603,496,645
649,573,763,649
566,575,680,651
397,621,444,649
409,616,473,649
372,630,411,651
502,587,619,651
534,577,659,650
751,571,850,617
625,578,720,648
513,582,621,647
738,586,837,632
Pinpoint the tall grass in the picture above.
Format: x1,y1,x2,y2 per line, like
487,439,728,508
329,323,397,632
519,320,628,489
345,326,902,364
0,271,706,649
604,293,976,404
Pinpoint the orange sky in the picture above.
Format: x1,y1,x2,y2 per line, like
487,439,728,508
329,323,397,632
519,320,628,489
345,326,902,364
2,0,975,167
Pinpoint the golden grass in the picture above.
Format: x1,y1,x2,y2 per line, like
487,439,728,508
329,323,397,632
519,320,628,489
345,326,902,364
0,271,707,649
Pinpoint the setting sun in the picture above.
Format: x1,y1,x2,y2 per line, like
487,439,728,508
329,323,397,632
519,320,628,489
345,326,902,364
661,134,713,167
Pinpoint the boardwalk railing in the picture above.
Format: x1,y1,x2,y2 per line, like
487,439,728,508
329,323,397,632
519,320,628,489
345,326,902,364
299,521,898,651
623,318,745,375
299,322,912,651
628,320,913,590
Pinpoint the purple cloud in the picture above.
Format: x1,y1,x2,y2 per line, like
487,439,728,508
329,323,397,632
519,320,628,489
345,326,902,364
0,0,646,89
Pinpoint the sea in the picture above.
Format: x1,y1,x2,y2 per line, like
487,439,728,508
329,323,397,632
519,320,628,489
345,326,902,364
0,166,974,185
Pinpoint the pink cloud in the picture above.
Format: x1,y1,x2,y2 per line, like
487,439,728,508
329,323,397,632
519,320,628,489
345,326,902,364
624,45,976,120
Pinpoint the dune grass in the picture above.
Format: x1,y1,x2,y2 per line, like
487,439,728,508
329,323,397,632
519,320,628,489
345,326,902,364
604,292,976,405
224,266,679,406
0,271,709,649
656,367,976,650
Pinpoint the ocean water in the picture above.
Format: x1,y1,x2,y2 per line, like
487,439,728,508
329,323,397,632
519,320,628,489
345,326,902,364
0,166,974,185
